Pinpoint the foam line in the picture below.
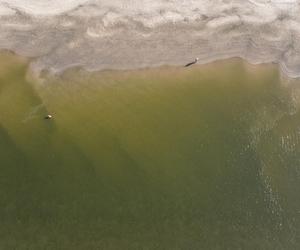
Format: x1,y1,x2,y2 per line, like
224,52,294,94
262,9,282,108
0,0,299,77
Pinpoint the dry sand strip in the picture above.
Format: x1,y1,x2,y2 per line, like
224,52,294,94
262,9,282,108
0,0,299,77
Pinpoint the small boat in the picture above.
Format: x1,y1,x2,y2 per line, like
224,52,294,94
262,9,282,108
185,58,199,67
44,114,53,120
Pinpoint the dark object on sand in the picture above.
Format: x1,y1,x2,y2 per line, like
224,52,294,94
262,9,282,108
185,58,199,67
45,114,53,120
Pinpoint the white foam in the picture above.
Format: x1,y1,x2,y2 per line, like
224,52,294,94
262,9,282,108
0,5,16,15
0,0,299,77
0,0,89,16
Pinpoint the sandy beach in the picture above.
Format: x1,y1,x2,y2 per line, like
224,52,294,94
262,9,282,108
0,0,299,77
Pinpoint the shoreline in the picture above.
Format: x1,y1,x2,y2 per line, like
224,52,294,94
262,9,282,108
1,49,299,81
0,1,299,79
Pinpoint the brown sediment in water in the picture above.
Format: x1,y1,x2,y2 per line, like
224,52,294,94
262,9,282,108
0,52,300,249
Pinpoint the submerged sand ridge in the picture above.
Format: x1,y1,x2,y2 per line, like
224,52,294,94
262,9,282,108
0,0,300,77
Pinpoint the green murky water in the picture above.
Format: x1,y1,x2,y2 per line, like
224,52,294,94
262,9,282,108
0,52,299,249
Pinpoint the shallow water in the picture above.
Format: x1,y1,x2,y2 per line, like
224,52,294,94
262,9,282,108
0,53,300,249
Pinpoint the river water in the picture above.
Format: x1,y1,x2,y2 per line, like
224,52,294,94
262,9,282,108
0,53,299,249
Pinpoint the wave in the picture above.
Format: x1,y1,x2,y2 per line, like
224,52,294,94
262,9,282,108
0,0,299,77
